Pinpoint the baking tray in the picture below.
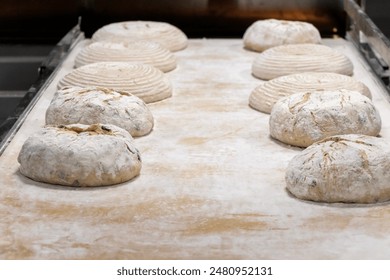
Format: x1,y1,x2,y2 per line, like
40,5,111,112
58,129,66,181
1,38,390,259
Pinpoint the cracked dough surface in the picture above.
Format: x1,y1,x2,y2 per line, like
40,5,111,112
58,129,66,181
46,86,154,137
17,124,142,187
269,90,381,147
243,19,321,52
286,134,390,203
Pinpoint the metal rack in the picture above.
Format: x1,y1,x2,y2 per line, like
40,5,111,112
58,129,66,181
345,0,390,91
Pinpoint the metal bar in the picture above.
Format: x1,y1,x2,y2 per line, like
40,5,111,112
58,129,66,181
0,23,84,156
344,0,390,67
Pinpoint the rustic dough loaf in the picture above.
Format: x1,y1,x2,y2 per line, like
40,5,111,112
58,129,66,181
92,21,188,52
58,62,172,103
269,90,381,147
249,72,372,114
286,134,390,203
46,86,154,137
243,19,321,52
74,41,177,72
252,44,353,80
17,124,142,187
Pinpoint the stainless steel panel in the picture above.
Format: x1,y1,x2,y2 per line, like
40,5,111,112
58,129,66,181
344,0,390,91
345,0,390,66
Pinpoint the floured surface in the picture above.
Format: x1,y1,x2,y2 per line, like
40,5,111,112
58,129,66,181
1,39,390,259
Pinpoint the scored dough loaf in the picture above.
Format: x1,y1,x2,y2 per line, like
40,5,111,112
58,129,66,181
286,134,390,203
58,62,172,103
243,19,321,52
249,72,372,114
45,86,154,137
92,21,188,52
17,124,142,187
74,41,177,72
252,44,353,80
269,90,381,147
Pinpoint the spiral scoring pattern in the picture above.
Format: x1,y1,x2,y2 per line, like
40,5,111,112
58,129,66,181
249,72,372,114
74,41,177,72
58,62,172,103
252,44,354,80
92,21,188,52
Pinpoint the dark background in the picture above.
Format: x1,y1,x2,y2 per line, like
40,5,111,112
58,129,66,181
365,0,390,39
0,0,387,44
0,0,344,43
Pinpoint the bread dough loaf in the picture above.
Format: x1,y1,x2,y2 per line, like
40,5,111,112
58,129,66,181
92,21,188,52
74,41,177,72
249,72,372,114
269,90,381,147
252,44,353,80
243,19,321,52
58,62,172,103
46,86,154,137
18,124,142,187
286,134,390,203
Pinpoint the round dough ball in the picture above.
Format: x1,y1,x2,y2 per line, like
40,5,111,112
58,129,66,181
269,90,381,147
74,41,177,72
58,62,172,103
252,44,353,80
92,21,188,52
286,134,390,203
249,72,371,114
17,124,142,187
45,86,154,137
243,19,321,52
